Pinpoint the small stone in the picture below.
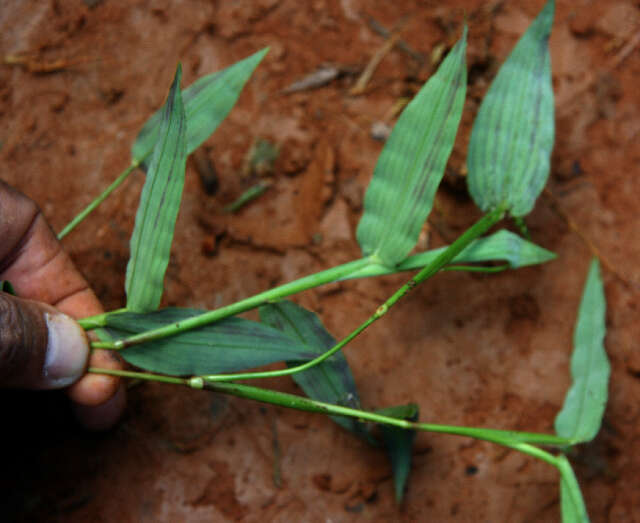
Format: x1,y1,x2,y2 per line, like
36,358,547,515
276,137,311,176
320,198,352,243
340,177,363,210
370,121,391,141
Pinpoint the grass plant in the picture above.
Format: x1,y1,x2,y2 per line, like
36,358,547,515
51,2,607,519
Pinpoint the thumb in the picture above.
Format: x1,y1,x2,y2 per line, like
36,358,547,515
0,291,89,389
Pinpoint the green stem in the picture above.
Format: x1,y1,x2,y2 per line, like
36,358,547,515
201,307,382,381
442,264,509,273
87,206,504,351
509,441,559,467
513,216,531,241
88,366,189,386
556,454,590,520
57,161,140,240
202,381,571,448
79,309,126,331
81,221,513,335
203,381,570,448
79,256,501,332
411,205,507,285
90,257,374,348
199,206,506,383
88,367,573,449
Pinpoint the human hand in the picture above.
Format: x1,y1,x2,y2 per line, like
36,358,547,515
0,181,125,429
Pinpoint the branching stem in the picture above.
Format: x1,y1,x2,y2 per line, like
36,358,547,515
198,206,506,383
86,257,373,345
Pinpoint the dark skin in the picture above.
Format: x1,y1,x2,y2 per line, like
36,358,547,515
0,181,125,429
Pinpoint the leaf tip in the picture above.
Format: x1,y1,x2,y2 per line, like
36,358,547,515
251,47,270,65
172,62,183,88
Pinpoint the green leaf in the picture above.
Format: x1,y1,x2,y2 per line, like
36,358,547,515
375,404,419,503
342,230,556,280
103,308,319,376
260,302,418,500
132,49,268,167
259,301,365,435
356,29,467,267
223,182,269,213
555,259,609,443
467,0,555,217
398,229,555,270
0,280,15,295
558,455,590,522
125,65,187,312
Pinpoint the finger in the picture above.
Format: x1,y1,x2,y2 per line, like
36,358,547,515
0,186,103,314
74,383,127,431
67,348,123,406
68,349,126,430
0,182,124,414
0,292,89,389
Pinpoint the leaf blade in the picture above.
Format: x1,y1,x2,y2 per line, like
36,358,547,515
104,308,318,376
342,230,556,280
125,65,187,312
467,0,555,217
260,301,418,500
356,29,467,266
259,301,365,435
132,49,268,167
375,404,419,503
554,259,610,443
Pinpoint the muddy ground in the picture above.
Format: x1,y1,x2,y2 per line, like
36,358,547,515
1,0,639,521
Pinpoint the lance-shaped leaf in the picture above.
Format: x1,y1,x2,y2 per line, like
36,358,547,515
356,29,467,267
343,230,556,280
555,259,609,443
417,228,556,269
259,301,365,435
103,308,319,376
125,65,187,312
558,455,590,522
375,404,419,503
132,48,268,168
467,0,555,217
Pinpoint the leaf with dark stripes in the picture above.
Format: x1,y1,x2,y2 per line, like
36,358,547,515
104,308,318,376
259,301,366,435
467,0,555,217
125,65,187,312
132,49,267,168
356,29,467,267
